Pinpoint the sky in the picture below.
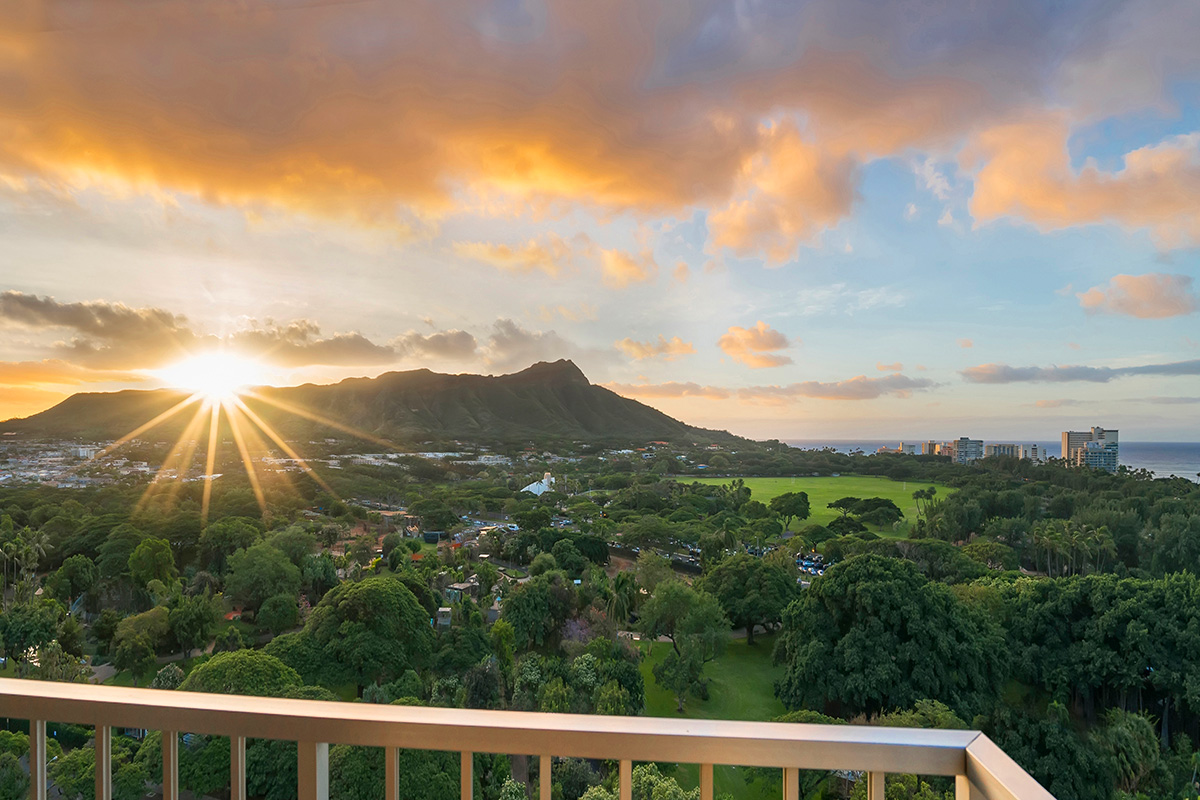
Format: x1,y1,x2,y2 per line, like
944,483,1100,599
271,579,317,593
1,0,1199,441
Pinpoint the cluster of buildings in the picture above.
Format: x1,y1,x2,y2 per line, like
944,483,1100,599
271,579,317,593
880,426,1120,473
1061,427,1119,473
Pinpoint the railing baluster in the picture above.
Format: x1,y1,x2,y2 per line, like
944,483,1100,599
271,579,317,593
460,751,473,800
297,741,329,800
867,772,884,800
619,759,631,800
700,764,713,800
783,768,798,800
386,746,399,800
94,725,112,800
162,730,179,800
231,736,247,800
540,755,551,800
28,720,46,800
955,773,971,800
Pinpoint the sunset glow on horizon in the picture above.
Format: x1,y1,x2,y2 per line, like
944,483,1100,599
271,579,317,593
1,0,1198,441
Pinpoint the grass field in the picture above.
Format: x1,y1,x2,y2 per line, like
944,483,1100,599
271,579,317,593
691,475,954,537
639,634,786,800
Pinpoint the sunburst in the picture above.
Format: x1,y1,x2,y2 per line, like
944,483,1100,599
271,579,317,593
79,352,396,526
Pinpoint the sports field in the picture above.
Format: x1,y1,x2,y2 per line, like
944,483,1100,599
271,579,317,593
690,475,954,536
639,634,786,800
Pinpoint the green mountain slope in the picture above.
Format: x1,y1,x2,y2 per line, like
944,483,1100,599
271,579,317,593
1,360,734,445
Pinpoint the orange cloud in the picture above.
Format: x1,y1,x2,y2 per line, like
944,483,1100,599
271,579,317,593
604,381,731,400
718,321,793,368
0,359,145,386
968,116,1200,247
958,338,974,348
876,362,903,372
607,373,934,404
708,122,858,265
453,236,575,277
614,336,695,361
599,249,657,289
1077,273,1198,319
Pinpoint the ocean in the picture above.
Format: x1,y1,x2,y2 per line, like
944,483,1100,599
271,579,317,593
783,440,1200,483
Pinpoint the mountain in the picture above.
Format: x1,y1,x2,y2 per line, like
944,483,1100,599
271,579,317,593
1,360,735,445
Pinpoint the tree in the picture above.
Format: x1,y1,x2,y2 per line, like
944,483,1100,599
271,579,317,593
258,594,300,636
128,537,177,588
266,576,433,687
113,635,156,685
268,527,317,566
826,497,862,519
350,535,375,566
97,523,146,581
633,551,673,594
768,492,811,530
653,646,703,712
93,607,123,655
180,650,302,696
0,599,58,673
168,593,221,658
529,552,558,576
774,555,1001,719
226,543,301,611
55,554,98,604
33,640,88,683
514,507,552,532
200,517,262,573
501,573,575,650
0,752,28,800
637,580,729,661
151,663,185,690
697,554,794,644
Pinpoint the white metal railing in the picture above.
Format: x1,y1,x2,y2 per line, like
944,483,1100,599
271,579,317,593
0,679,1054,800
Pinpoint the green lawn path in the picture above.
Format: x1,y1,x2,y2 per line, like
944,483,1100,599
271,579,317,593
639,634,787,800
691,475,954,538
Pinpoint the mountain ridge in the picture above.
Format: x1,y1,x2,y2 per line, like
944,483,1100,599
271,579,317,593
1,359,737,445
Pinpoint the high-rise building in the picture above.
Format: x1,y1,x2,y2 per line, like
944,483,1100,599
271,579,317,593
922,441,939,455
1061,427,1119,473
1021,444,1047,463
952,437,984,465
899,442,918,455
984,443,1021,459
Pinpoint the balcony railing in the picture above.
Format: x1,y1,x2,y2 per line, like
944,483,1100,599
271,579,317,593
0,678,1053,800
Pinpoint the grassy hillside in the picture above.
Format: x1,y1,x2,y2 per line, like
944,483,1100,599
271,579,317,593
691,475,954,537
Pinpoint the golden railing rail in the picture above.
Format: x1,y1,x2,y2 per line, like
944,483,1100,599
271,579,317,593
0,678,1054,800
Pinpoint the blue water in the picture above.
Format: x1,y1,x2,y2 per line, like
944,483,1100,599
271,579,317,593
784,440,1200,482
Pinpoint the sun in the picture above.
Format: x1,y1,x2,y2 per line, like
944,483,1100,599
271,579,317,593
156,353,266,402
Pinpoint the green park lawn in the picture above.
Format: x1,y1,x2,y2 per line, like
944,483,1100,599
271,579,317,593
638,634,787,800
691,475,954,537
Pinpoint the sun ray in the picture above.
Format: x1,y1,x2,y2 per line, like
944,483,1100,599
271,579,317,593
135,400,208,514
93,393,202,461
222,398,268,521
232,396,339,499
200,400,221,526
241,390,402,452
229,398,297,497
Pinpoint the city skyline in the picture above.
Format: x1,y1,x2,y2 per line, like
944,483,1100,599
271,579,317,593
2,1,1199,441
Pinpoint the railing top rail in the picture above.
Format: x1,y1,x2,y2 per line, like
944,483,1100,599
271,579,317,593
0,678,1053,798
